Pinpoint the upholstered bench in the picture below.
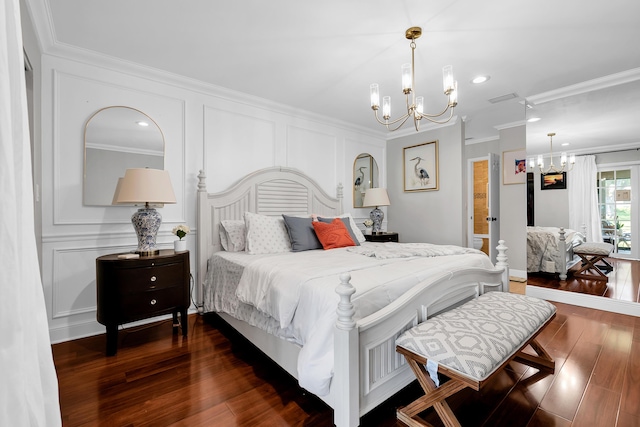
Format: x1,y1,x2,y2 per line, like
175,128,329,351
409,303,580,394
572,242,614,282
395,292,556,427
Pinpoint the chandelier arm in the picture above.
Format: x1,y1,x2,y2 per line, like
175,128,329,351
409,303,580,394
416,102,453,119
417,107,455,125
373,109,411,126
386,114,413,132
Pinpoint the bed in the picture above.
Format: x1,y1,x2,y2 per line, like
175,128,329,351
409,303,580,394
196,166,509,427
526,226,586,280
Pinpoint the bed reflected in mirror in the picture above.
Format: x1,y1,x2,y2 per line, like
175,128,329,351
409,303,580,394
353,153,379,208
525,76,640,306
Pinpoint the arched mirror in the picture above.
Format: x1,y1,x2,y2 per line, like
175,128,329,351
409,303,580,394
83,106,165,206
353,153,379,208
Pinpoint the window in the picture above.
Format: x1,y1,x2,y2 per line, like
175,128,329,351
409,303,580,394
597,169,631,254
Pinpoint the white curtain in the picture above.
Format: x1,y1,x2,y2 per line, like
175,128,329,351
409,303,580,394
0,1,62,425
568,155,602,242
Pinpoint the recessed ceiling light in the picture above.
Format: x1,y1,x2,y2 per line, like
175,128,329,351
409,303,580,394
527,117,541,122
471,75,490,84
136,121,149,127
561,142,570,146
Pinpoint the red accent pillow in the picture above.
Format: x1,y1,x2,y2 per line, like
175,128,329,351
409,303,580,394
312,218,356,250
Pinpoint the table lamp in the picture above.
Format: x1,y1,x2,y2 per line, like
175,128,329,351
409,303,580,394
113,168,176,255
363,188,390,233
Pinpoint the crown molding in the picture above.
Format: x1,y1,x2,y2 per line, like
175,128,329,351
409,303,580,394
526,67,640,105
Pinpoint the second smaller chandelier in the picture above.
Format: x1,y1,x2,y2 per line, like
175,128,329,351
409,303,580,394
370,27,458,132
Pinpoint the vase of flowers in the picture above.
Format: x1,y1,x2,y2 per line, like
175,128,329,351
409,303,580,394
363,219,374,235
172,224,190,252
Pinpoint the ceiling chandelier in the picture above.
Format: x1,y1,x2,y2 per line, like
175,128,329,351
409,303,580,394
529,132,575,174
369,27,458,132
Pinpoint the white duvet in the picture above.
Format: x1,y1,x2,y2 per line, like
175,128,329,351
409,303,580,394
207,242,493,396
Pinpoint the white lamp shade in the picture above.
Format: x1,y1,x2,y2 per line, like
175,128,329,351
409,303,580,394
363,188,390,207
113,168,176,205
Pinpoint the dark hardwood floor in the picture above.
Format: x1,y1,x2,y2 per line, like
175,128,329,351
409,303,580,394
53,298,640,427
527,257,640,303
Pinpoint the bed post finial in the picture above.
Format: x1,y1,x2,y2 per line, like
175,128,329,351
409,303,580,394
336,273,356,330
558,228,567,280
198,170,207,192
496,240,510,292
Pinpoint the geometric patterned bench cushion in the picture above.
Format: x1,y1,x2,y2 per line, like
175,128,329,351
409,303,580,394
395,292,556,382
573,242,614,255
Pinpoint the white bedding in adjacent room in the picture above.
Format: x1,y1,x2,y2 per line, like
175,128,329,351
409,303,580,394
204,242,492,396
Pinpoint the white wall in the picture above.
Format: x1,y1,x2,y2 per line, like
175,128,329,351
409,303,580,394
498,125,527,275
34,52,385,343
386,120,466,245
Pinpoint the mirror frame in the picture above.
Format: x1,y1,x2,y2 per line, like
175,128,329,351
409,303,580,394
353,153,379,208
83,106,165,206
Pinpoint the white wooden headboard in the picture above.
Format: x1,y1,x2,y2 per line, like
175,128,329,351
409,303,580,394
196,166,344,309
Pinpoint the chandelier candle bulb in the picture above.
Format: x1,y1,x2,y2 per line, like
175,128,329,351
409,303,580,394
449,81,458,106
569,153,576,164
416,96,424,115
370,84,380,108
443,65,454,94
537,154,544,169
382,96,391,119
561,152,568,165
401,63,412,93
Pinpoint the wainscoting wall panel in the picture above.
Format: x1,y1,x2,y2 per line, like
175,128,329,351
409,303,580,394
38,52,386,344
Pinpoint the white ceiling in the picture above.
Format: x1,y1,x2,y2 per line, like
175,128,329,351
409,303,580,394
25,0,640,147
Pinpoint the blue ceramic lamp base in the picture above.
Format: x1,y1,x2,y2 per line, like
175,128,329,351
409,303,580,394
131,207,162,255
370,207,384,233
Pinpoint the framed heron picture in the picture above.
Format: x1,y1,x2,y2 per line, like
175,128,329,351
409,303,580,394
403,140,439,192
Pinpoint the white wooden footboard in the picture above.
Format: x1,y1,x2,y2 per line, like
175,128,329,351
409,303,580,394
330,243,508,427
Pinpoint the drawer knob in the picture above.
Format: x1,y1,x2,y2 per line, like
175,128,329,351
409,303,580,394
150,276,157,282
150,299,157,305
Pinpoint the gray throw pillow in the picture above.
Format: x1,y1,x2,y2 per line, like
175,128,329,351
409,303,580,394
282,215,323,252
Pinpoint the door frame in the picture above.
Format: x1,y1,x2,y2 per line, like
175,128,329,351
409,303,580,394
467,154,500,263
597,162,640,259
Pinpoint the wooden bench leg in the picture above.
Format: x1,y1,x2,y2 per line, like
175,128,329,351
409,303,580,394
397,356,466,427
572,253,611,282
397,339,555,427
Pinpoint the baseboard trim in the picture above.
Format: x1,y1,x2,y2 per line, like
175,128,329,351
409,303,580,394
526,285,640,317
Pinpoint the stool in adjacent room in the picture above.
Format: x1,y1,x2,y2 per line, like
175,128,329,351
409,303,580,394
395,292,556,427
572,242,614,282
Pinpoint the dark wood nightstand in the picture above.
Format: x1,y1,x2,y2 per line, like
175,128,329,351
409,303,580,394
96,249,190,356
364,232,399,242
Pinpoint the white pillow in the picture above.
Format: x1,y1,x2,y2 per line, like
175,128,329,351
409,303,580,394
219,219,246,252
244,212,292,254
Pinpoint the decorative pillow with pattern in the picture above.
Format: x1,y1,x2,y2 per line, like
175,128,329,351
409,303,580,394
318,216,361,246
219,219,246,252
244,212,292,254
312,218,356,250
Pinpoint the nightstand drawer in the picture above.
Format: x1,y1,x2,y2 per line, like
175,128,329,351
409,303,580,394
114,262,184,294
120,286,184,319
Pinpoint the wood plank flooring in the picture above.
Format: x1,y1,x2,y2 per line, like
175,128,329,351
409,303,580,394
53,298,640,426
527,257,640,303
